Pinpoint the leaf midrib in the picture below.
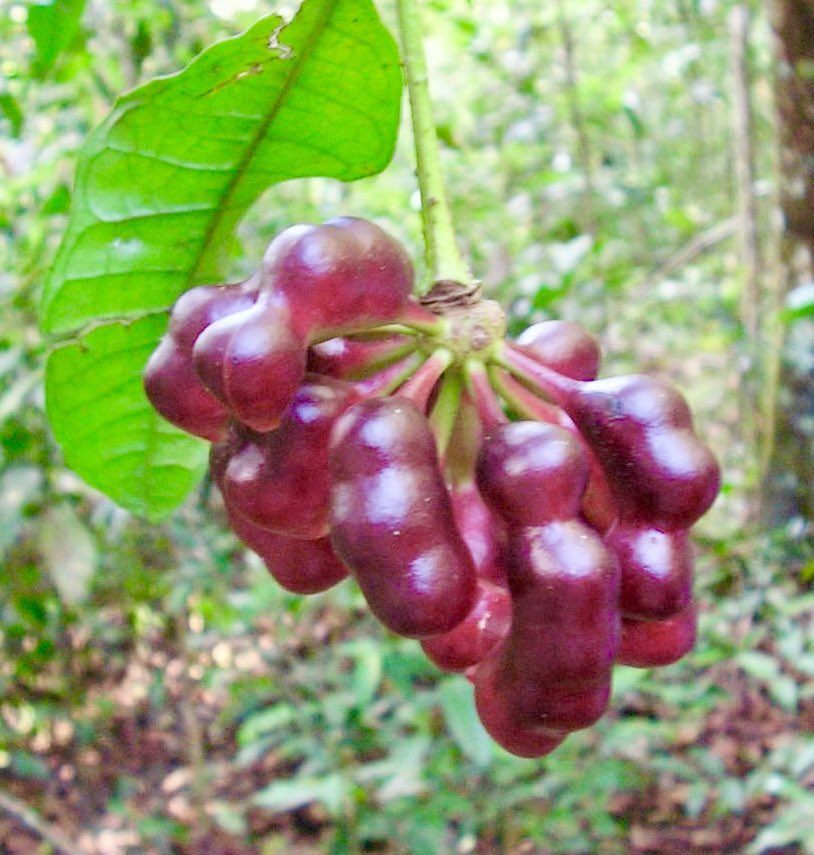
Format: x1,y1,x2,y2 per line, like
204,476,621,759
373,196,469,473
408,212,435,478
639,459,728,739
188,0,340,286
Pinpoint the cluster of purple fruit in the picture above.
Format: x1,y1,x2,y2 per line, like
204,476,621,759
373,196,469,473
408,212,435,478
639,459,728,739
144,217,720,758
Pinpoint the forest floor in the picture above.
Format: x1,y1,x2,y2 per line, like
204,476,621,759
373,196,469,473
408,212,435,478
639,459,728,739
0,622,810,855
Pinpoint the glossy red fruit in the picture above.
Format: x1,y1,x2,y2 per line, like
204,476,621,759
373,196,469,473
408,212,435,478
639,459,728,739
617,604,697,667
262,217,414,336
329,397,477,638
193,219,415,431
474,523,619,730
503,348,720,531
192,296,307,432
223,375,361,539
228,509,349,594
210,433,348,594
476,653,611,748
554,375,720,530
474,671,566,758
144,281,257,440
421,579,511,672
474,423,620,745
168,279,258,349
609,522,693,620
476,422,589,526
448,480,507,585
516,319,601,381
144,338,230,441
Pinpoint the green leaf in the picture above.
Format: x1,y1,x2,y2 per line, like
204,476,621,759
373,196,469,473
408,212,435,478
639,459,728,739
209,800,248,836
10,751,50,780
27,0,87,77
41,1,402,335
41,0,403,517
0,466,43,559
45,317,208,520
41,183,72,216
38,502,98,605
253,773,349,815
355,736,430,801
349,638,383,708
736,650,781,682
438,677,494,768
0,93,24,138
782,281,814,322
747,795,814,854
236,703,296,746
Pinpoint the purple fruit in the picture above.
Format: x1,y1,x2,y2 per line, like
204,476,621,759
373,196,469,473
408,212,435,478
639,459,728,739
144,338,229,441
421,579,511,672
329,397,477,638
192,296,307,432
608,522,694,620
210,432,348,594
262,217,414,335
474,673,567,758
228,508,348,594
223,375,361,539
192,219,415,431
168,279,258,349
473,423,621,744
144,280,258,439
476,422,589,526
502,346,720,531
477,523,619,730
515,319,601,381
617,603,697,667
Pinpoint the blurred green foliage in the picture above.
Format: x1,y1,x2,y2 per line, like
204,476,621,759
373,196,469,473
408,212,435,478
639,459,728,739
1,0,813,852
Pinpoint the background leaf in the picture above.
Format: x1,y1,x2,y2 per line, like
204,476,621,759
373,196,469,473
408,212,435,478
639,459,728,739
40,0,403,517
438,676,494,767
253,773,349,815
27,0,87,77
38,502,97,605
782,280,814,322
0,466,43,559
0,93,24,138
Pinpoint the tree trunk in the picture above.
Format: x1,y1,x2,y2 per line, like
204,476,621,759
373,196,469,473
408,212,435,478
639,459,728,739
762,0,814,525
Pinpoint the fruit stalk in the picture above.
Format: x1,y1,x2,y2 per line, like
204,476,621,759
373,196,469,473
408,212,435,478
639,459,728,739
395,0,472,288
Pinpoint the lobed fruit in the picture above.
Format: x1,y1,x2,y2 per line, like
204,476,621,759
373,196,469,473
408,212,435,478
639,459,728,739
223,374,361,539
144,216,720,759
329,397,477,638
228,509,349,595
617,604,697,668
473,423,620,751
420,579,511,672
262,216,414,334
516,319,601,381
193,297,308,432
609,522,693,620
144,280,257,439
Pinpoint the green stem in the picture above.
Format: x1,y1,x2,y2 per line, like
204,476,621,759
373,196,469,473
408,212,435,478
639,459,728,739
443,384,483,485
395,0,472,288
429,367,464,458
354,351,425,398
489,366,564,425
